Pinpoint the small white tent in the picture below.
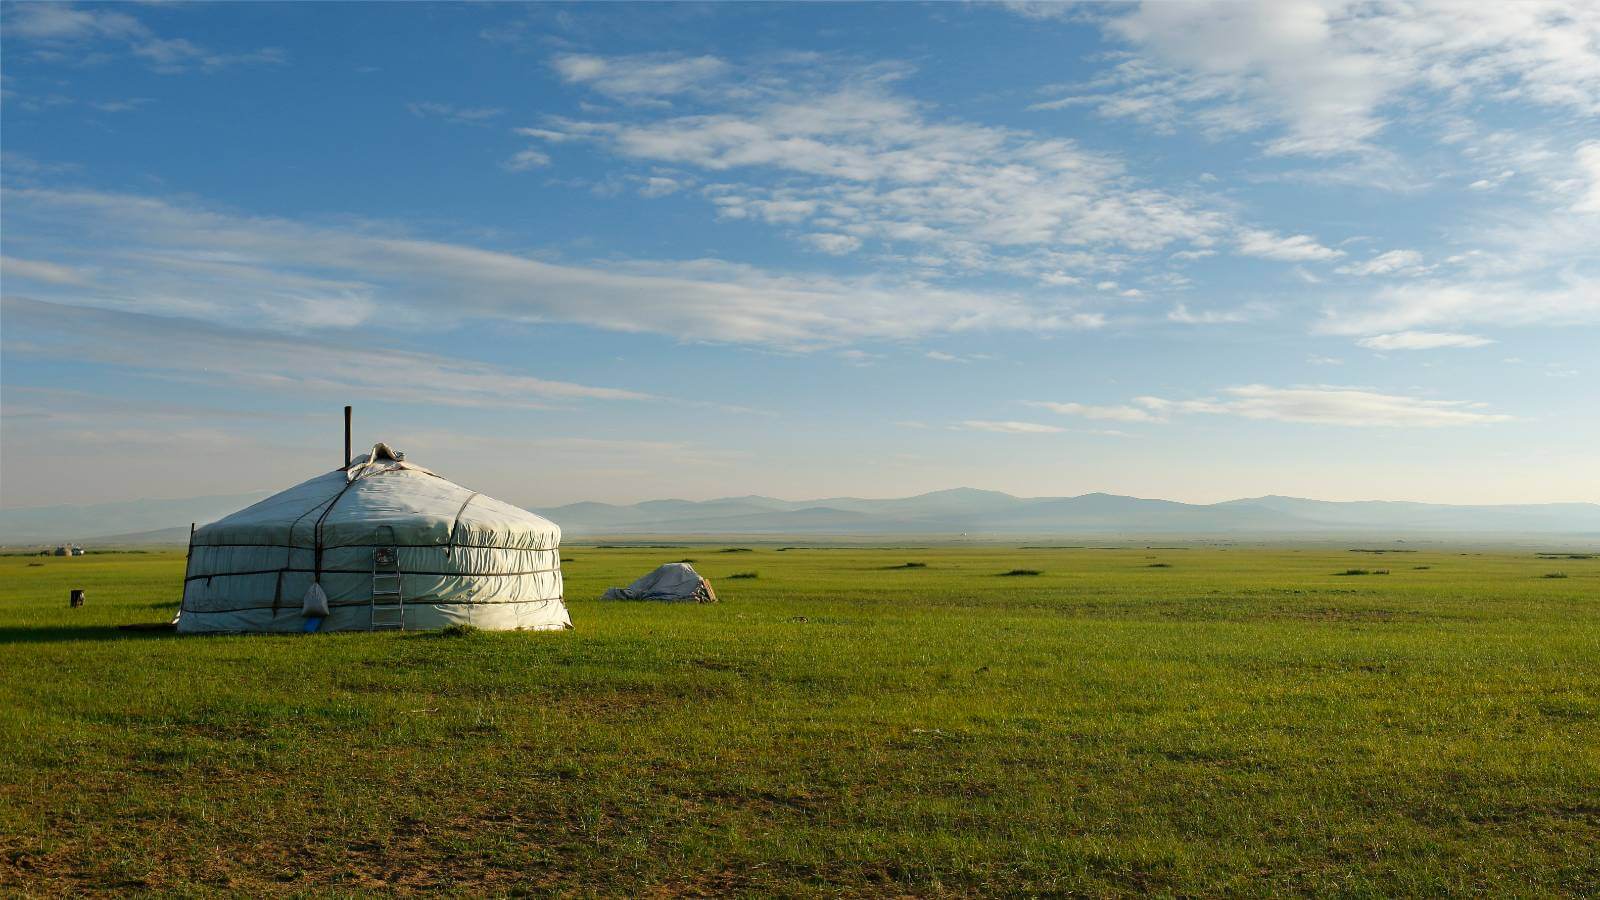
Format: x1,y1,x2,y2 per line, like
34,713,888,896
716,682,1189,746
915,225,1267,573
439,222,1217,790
601,563,717,603
178,443,569,633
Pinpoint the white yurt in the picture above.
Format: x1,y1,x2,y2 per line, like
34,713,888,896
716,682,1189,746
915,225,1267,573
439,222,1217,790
601,563,718,603
178,442,569,633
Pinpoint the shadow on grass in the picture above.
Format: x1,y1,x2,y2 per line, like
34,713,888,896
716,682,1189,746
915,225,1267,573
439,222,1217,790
0,624,181,644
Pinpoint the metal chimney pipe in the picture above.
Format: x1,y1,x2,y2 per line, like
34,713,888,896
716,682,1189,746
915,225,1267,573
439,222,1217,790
343,405,352,469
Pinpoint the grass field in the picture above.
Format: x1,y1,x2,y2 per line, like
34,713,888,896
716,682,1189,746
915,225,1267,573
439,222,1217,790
2,544,1597,896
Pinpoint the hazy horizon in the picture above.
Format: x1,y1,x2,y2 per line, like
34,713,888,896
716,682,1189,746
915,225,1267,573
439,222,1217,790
3,2,1597,509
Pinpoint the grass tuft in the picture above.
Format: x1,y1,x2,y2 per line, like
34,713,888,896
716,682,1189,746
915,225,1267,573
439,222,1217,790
1543,572,1569,579
728,571,759,579
999,569,1042,577
886,562,928,569
435,623,482,637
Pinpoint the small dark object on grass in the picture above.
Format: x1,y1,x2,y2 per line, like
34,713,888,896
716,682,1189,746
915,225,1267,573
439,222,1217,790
437,624,483,637
561,557,575,563
887,562,927,569
1000,569,1042,577
70,589,85,608
1337,568,1388,576
1147,563,1172,568
729,571,759,579
27,562,43,567
678,558,696,564
1543,572,1569,579
1413,565,1432,570
720,547,754,553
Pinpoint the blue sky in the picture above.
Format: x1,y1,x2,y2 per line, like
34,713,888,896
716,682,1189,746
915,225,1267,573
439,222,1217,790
2,1,1597,509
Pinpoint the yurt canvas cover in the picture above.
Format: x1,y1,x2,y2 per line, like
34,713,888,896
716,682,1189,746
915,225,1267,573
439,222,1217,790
601,563,717,603
178,444,569,633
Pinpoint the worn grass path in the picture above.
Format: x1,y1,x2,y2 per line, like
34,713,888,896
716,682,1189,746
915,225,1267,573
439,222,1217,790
1,545,1597,896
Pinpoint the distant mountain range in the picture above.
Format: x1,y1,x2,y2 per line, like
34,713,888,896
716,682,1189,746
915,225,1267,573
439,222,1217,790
541,489,1600,537
0,492,269,545
3,487,1596,545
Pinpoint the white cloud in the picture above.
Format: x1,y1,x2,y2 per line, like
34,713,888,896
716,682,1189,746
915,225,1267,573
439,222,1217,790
1338,249,1429,277
1137,385,1512,427
537,65,1229,281
1033,387,1513,428
514,127,581,144
800,232,862,256
1066,0,1600,158
956,420,1066,434
1237,229,1343,261
1356,331,1494,350
1000,2,1076,21
1319,275,1600,335
1167,302,1269,324
552,53,728,99
3,297,651,409
3,185,1110,349
503,149,552,171
0,255,92,286
639,176,682,198
4,4,145,42
1028,401,1162,423
5,2,286,73
1575,140,1600,214
408,102,504,124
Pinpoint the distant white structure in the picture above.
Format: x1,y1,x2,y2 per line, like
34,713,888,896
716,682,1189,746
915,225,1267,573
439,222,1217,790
602,563,718,603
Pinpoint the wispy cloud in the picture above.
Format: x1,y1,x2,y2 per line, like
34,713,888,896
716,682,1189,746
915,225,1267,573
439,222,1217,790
1319,276,1600,336
1038,385,1512,428
551,53,728,100
517,58,1232,284
1357,331,1494,351
1338,249,1431,278
1027,401,1162,423
0,256,92,286
1237,229,1343,262
1143,385,1513,427
1047,1,1600,159
2,297,652,409
956,420,1065,434
2,186,1107,349
408,101,505,124
6,2,285,73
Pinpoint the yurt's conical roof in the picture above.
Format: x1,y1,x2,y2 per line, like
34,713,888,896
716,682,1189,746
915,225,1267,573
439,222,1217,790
199,442,559,551
179,443,568,633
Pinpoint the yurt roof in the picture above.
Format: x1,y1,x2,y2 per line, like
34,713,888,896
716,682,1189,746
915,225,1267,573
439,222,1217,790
195,443,558,551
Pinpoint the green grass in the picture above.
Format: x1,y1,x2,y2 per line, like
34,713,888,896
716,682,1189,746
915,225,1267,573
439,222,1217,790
1,545,1597,895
